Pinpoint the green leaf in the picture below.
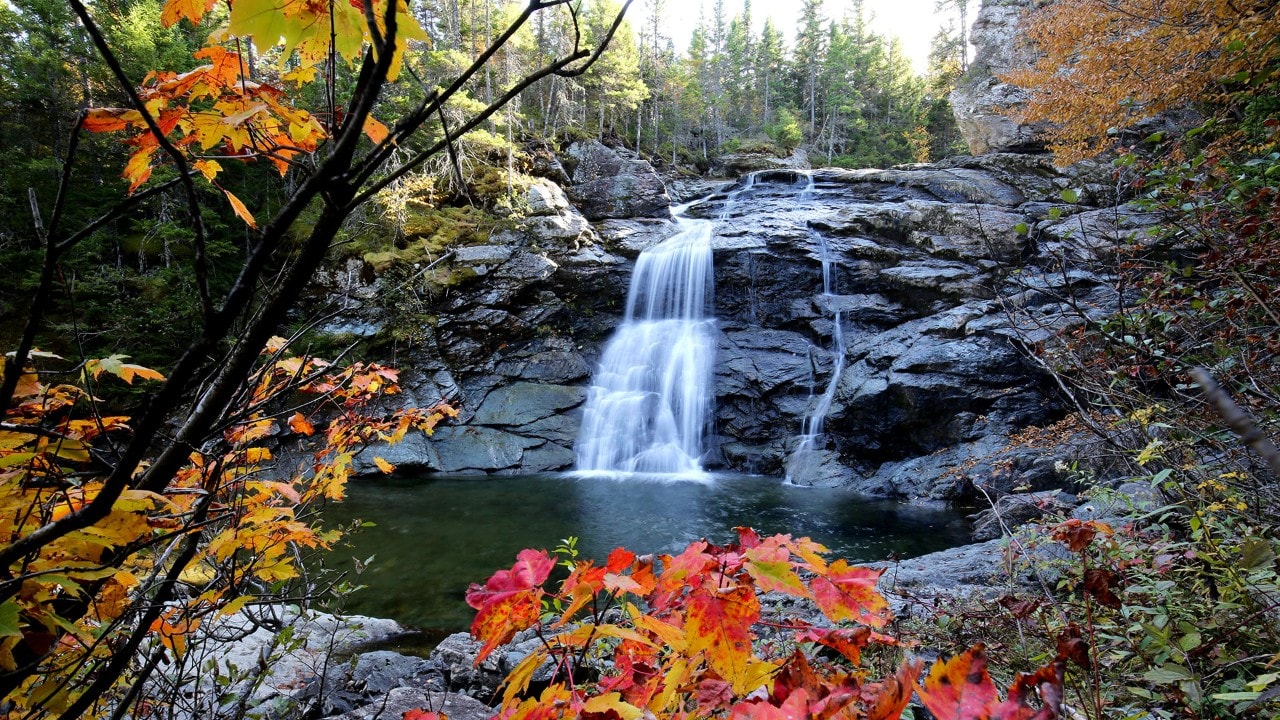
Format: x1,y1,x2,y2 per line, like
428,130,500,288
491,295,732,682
1239,537,1276,570
1059,188,1080,203
1014,222,1029,235
0,600,21,639
1049,207,1063,220
1211,691,1259,701
1144,664,1194,684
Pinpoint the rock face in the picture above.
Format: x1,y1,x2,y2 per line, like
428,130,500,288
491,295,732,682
950,0,1051,155
329,151,1150,503
680,157,1142,499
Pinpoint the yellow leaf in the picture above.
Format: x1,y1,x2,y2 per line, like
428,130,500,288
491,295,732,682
160,0,217,27
193,159,223,182
373,456,396,474
178,560,218,587
123,148,156,193
254,557,299,582
501,649,547,705
582,693,643,720
228,0,287,46
114,489,177,514
363,115,391,145
281,66,318,86
220,187,258,229
218,594,254,617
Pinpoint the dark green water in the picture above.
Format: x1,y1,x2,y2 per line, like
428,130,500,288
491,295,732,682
319,473,970,636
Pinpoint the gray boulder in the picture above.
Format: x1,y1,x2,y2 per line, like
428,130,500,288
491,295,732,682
971,490,1079,541
711,147,811,176
564,141,672,220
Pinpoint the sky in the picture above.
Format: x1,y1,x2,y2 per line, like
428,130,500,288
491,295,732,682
659,0,957,74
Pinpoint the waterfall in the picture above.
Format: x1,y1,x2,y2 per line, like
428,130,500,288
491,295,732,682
786,175,846,484
575,176,756,478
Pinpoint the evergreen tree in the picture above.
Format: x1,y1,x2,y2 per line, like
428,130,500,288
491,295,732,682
755,18,786,127
723,9,756,133
792,0,826,136
923,23,966,159
581,0,649,137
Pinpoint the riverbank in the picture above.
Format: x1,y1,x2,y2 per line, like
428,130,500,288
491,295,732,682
203,478,1161,719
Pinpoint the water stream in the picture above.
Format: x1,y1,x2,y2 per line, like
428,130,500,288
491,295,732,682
574,176,756,477
786,175,847,483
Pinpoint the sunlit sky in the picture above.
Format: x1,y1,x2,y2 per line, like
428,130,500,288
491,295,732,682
659,0,957,74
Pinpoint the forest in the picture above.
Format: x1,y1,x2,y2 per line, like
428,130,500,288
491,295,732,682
0,0,1277,718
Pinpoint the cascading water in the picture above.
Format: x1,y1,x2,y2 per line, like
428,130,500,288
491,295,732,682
575,176,756,478
786,175,847,484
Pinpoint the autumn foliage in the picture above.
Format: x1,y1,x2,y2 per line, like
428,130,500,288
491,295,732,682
1005,0,1280,162
459,530,1070,720
0,341,453,716
81,0,423,222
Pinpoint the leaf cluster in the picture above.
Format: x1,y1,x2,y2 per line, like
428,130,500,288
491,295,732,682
1005,0,1280,164
453,529,1071,720
0,342,454,717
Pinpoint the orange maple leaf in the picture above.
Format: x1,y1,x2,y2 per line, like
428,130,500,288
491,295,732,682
915,645,1000,720
809,560,889,628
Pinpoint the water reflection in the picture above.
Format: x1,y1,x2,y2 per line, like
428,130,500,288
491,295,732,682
320,473,970,633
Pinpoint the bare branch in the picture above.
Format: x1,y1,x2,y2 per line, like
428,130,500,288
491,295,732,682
1190,367,1280,480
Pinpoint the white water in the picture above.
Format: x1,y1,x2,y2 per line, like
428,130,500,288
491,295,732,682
786,175,847,484
575,176,756,478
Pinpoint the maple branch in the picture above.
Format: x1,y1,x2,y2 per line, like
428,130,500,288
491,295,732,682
50,493,217,720
1190,367,1280,480
65,0,214,323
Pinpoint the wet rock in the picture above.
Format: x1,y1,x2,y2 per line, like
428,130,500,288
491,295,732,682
595,217,679,256
319,688,494,720
471,383,586,427
817,167,1026,206
429,426,545,473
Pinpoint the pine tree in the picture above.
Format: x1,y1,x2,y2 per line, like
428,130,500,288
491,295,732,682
723,9,756,133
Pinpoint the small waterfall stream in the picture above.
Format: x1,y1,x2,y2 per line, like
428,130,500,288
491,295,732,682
575,175,757,477
786,175,847,484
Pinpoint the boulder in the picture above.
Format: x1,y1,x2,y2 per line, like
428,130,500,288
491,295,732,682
971,490,1079,541
711,147,811,176
145,607,411,720
319,688,494,720
564,141,672,220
